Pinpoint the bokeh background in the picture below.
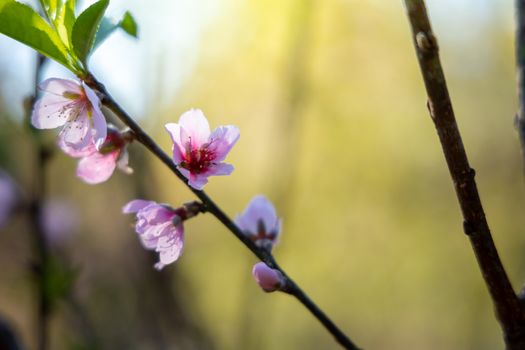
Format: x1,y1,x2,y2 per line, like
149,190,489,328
0,0,523,349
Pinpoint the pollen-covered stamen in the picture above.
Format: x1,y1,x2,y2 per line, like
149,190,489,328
180,143,217,174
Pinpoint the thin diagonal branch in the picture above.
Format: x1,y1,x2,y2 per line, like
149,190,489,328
403,1,525,349
85,74,360,350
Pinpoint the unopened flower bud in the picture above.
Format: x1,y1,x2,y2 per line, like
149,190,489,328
252,262,285,292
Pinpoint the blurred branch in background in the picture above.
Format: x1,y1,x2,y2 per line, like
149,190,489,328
25,51,53,350
404,1,525,349
515,0,525,172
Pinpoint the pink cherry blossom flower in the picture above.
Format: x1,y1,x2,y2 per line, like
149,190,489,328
59,126,132,184
32,78,107,150
165,109,239,190
123,200,184,270
0,171,18,228
252,262,285,292
235,195,281,251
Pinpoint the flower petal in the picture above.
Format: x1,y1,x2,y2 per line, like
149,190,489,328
236,195,280,238
154,225,184,270
83,83,107,149
123,199,154,214
165,123,184,163
205,163,234,176
187,173,209,190
252,262,284,292
60,109,92,149
178,109,210,148
208,125,240,162
76,151,118,184
116,149,133,174
58,137,96,158
38,78,82,96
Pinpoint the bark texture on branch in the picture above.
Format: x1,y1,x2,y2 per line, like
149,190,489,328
404,1,525,348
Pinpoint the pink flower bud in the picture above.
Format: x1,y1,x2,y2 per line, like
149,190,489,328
235,195,281,251
252,262,285,292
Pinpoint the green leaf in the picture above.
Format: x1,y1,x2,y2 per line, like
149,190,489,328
93,11,137,49
40,0,58,20
71,0,108,64
0,0,75,71
53,0,76,47
119,11,137,37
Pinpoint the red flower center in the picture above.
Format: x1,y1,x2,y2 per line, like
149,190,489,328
181,145,216,174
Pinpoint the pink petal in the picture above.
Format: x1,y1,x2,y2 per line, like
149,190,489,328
208,125,240,162
187,173,209,190
123,199,154,214
205,163,234,176
139,221,171,249
178,109,210,148
58,137,96,158
76,151,118,184
38,78,82,96
116,149,133,174
83,82,107,149
236,195,279,236
252,262,284,292
32,79,84,129
165,123,184,163
31,95,74,129
60,110,92,149
154,225,184,270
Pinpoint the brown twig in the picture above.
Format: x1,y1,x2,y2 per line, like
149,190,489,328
403,1,525,348
85,74,360,350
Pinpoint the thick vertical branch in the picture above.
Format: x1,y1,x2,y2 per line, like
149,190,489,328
403,1,525,348
516,0,525,169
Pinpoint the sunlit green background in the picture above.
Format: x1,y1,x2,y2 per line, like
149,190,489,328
1,0,524,349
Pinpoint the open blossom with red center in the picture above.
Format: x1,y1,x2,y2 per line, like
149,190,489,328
235,195,282,251
165,109,239,190
123,200,184,270
31,78,106,150
59,125,132,184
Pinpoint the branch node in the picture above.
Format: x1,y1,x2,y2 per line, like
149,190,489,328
415,31,438,53
462,220,475,236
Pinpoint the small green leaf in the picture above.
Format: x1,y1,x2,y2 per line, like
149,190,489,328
119,11,137,37
53,0,76,47
40,0,58,20
71,0,109,65
93,11,138,49
0,0,76,71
